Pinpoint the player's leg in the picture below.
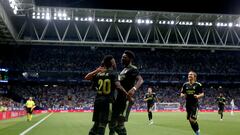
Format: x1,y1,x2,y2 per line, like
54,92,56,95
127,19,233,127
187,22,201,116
106,102,115,135
115,120,127,135
109,114,117,135
98,101,113,135
218,105,222,119
26,108,30,121
148,104,154,125
89,102,100,135
219,106,223,120
27,113,30,121
187,106,200,135
115,100,133,135
29,108,33,121
218,109,221,119
97,123,108,135
147,105,151,120
221,106,224,120
231,105,234,115
189,118,200,135
110,100,121,135
109,120,116,135
89,122,99,135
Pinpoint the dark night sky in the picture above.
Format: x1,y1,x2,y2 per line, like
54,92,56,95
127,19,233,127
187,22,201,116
36,0,240,14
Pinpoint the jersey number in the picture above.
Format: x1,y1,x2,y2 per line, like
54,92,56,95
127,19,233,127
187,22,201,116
98,79,111,94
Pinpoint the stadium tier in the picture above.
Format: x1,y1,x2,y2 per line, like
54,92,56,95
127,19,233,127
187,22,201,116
0,45,240,111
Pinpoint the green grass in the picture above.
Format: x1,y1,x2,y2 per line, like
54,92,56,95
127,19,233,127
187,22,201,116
0,112,239,135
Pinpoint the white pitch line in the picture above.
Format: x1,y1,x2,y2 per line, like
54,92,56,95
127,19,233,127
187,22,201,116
19,113,53,135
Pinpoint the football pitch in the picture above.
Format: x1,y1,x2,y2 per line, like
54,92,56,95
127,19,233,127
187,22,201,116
0,112,239,135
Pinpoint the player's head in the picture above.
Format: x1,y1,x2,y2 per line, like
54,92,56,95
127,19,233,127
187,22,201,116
100,60,104,67
103,55,116,69
188,70,197,82
121,50,135,66
148,87,153,93
219,93,223,96
29,97,32,100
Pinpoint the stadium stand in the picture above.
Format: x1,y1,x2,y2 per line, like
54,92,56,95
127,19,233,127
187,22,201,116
0,45,239,111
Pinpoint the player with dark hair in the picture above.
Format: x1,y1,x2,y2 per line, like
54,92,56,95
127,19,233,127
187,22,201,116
180,71,204,135
216,93,226,121
25,97,35,121
85,55,131,135
144,87,158,125
111,50,144,135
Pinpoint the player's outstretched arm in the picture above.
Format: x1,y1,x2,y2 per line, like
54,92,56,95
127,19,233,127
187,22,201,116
84,67,105,80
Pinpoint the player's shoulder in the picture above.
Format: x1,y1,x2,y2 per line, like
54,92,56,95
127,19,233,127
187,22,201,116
195,81,202,86
106,69,118,75
183,82,189,86
129,64,138,70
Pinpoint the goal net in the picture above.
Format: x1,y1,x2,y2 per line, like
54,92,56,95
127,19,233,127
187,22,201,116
154,102,181,111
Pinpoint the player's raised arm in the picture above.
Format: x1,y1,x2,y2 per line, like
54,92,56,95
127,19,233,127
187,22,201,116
84,66,105,80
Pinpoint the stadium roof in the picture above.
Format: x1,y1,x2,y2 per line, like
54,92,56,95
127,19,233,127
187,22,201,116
1,0,240,50
35,0,237,14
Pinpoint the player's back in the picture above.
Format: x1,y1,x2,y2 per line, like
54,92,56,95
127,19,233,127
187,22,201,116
94,69,118,101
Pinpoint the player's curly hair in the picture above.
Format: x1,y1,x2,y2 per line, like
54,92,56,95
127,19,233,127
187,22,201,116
124,50,135,60
103,55,114,68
